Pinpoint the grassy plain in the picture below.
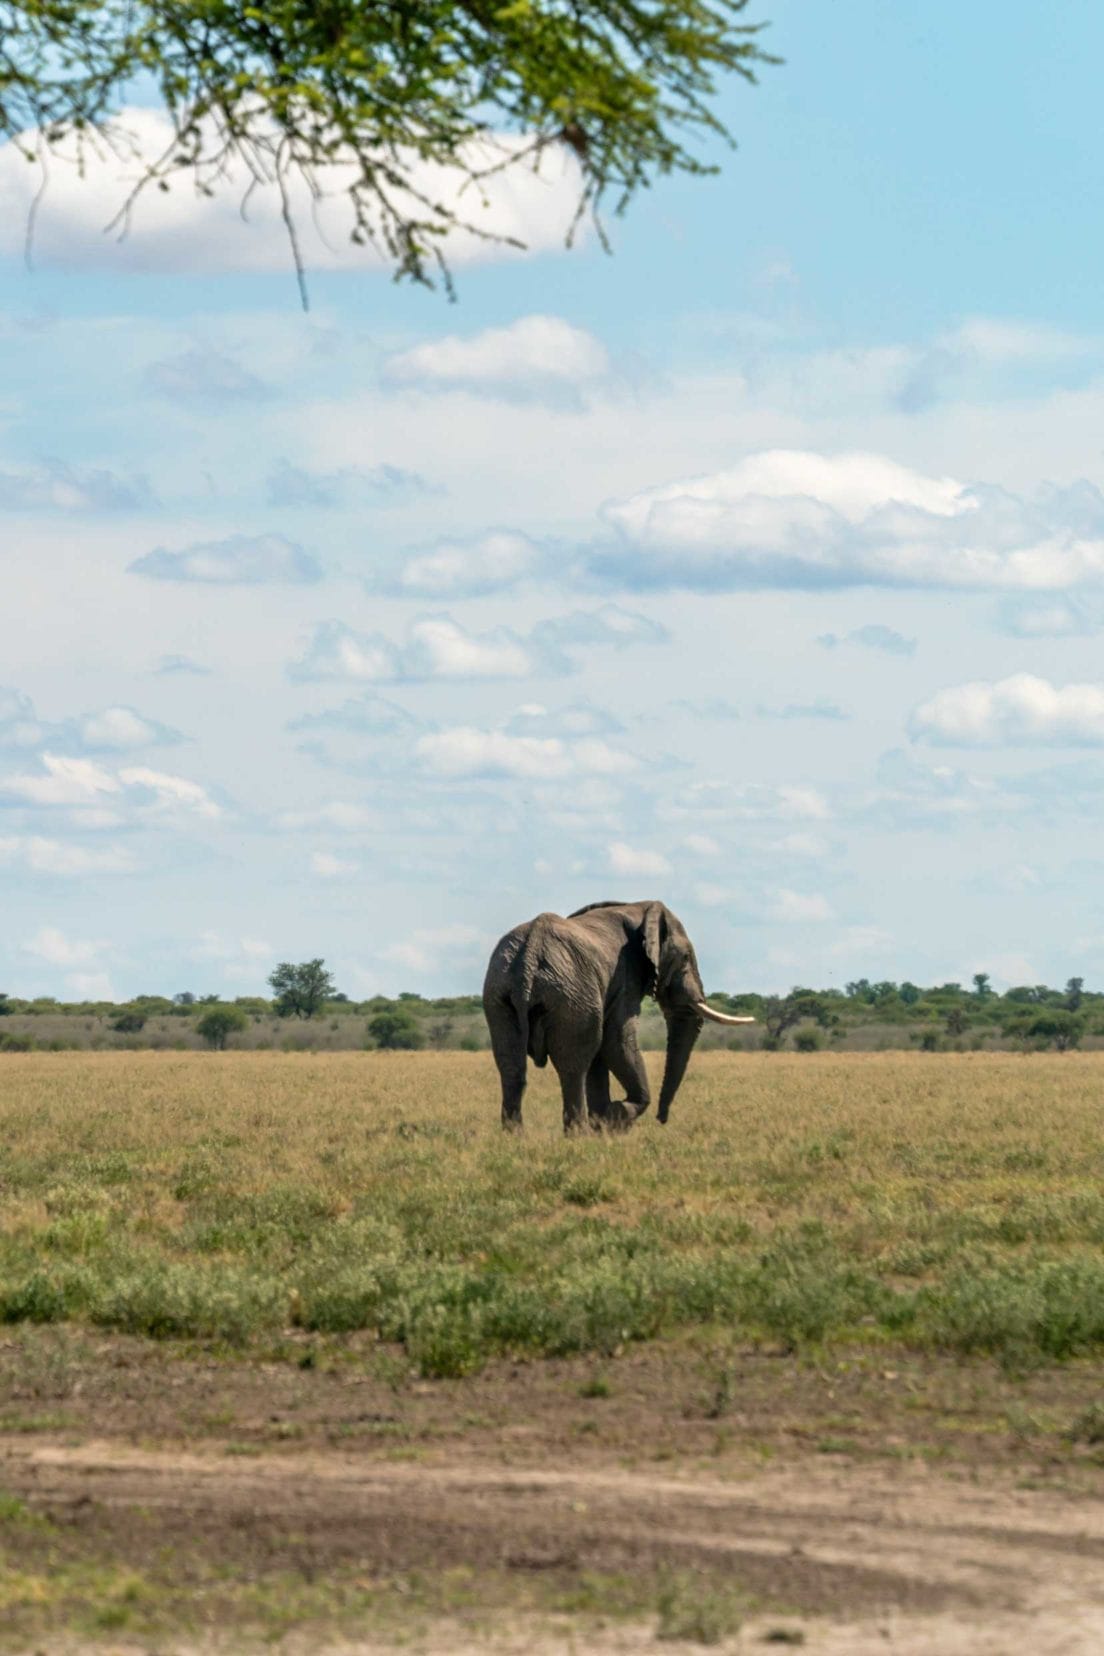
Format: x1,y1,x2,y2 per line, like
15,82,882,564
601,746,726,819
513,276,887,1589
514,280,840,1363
2,1049,1104,1369
2,1050,1104,1649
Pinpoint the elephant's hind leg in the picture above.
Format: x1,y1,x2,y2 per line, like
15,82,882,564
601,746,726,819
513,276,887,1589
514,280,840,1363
486,1008,527,1130
585,1056,613,1130
549,1018,602,1135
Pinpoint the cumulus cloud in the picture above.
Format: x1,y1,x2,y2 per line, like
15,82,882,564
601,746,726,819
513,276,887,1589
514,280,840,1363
277,801,382,833
310,851,358,878
0,689,179,754
416,727,638,780
383,923,485,975
0,459,151,511
268,459,434,509
78,706,182,751
595,449,1104,594
288,694,420,736
910,674,1104,747
995,597,1098,638
608,841,671,878
817,623,916,655
0,752,220,821
153,654,211,677
757,698,847,722
191,932,271,983
143,347,271,404
382,314,611,406
771,889,833,923
0,835,134,875
290,605,663,685
532,604,669,653
290,617,534,684
131,533,322,584
0,687,54,751
386,531,543,599
0,107,584,276
24,925,107,967
504,700,625,738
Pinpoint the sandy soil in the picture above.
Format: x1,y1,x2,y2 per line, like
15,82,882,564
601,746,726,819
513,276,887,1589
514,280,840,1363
5,1433,1104,1653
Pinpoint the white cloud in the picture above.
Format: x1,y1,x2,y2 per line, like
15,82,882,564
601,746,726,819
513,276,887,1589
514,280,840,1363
79,706,181,751
191,933,271,983
608,841,672,878
384,924,484,975
596,449,1104,593
659,780,831,828
1,753,120,807
910,674,1104,747
310,851,358,878
996,597,1097,638
278,801,382,833
383,315,610,405
0,753,221,826
684,833,721,856
817,623,916,656
117,766,221,818
389,531,542,598
416,727,637,780
0,107,584,276
24,925,106,967
131,533,322,585
0,459,150,511
0,835,134,875
290,616,535,684
770,889,833,924
143,347,271,404
68,972,117,1001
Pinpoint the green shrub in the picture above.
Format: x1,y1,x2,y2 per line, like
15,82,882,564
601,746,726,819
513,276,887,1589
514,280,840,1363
367,1009,425,1050
196,1006,249,1050
0,1032,35,1053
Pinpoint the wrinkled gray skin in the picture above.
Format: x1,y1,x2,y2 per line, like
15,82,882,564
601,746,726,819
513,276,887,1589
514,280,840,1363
482,899,712,1134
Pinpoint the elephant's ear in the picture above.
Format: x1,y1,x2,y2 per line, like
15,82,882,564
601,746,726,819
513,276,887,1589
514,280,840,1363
641,903,668,984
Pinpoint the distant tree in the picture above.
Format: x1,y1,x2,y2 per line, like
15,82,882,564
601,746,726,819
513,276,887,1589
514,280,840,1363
945,1006,969,1037
760,990,834,1051
899,982,921,1006
845,978,874,1003
1066,976,1085,1012
174,991,196,1007
198,993,221,1005
367,1008,425,1050
196,1005,249,1050
268,959,336,1019
972,972,992,1001
1013,1009,1085,1053
0,993,10,1017
110,1010,147,1033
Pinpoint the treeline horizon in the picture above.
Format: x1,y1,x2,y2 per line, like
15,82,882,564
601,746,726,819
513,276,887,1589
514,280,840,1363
0,971,1099,1055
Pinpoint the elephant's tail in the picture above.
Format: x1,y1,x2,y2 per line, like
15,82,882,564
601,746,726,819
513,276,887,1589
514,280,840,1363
526,1002,549,1068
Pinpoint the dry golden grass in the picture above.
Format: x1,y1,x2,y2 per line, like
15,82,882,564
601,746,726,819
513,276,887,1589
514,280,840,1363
1,1050,1103,1370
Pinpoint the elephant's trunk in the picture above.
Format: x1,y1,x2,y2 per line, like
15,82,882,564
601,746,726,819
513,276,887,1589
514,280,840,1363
695,1001,756,1027
656,1010,703,1126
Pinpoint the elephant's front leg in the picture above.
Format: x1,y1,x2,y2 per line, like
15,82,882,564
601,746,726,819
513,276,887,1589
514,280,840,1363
585,1055,613,1130
606,1017,651,1124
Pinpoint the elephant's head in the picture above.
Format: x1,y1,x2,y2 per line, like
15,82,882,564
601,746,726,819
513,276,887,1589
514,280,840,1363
641,902,754,1124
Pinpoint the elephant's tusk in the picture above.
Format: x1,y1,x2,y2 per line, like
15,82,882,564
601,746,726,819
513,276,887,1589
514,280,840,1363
694,1001,756,1026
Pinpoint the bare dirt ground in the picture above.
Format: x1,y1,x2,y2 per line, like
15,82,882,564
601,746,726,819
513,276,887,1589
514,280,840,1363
2,1332,1104,1651
5,1437,1104,1653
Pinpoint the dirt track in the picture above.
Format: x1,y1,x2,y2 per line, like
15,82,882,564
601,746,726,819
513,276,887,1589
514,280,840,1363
6,1436,1104,1652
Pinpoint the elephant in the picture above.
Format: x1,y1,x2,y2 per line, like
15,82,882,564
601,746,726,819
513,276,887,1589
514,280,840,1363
482,899,754,1133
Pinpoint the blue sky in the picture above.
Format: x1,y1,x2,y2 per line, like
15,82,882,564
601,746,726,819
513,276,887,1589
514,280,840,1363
4,1,1104,1001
